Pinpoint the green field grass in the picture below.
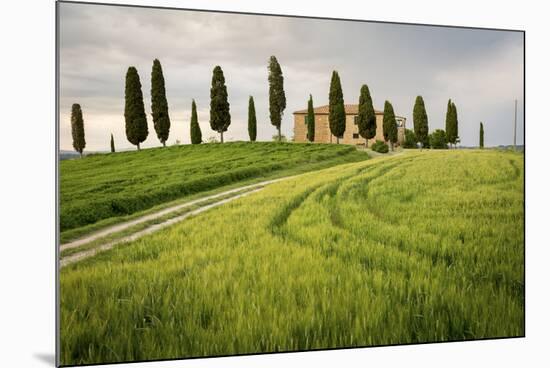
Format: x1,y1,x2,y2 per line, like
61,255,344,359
60,150,524,365
60,142,368,233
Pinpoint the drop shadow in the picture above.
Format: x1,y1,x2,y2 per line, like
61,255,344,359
34,353,56,366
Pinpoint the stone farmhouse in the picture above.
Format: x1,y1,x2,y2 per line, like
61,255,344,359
293,104,406,146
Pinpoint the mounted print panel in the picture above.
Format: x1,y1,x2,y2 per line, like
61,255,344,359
56,1,525,366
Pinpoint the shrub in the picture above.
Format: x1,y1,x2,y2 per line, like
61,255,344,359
403,129,417,148
371,140,389,153
429,129,448,149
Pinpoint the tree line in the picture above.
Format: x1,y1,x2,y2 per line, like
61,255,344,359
70,56,485,156
305,72,471,152
70,56,287,154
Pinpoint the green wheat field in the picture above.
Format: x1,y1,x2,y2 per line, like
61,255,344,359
60,147,524,366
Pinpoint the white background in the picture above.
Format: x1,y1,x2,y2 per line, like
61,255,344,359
0,0,547,367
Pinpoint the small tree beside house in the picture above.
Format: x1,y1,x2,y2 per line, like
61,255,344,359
429,129,448,149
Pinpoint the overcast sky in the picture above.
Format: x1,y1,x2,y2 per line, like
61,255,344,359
59,2,524,151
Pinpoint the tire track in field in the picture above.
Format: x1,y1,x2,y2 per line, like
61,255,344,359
268,157,408,243
336,162,456,276
338,156,467,270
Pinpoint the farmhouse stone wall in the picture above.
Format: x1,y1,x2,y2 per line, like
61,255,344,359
294,112,405,146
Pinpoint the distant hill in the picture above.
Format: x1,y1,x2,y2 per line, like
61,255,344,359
59,151,81,160
497,145,524,152
456,145,524,151
60,150,111,160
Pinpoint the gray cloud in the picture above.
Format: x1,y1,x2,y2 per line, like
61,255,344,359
59,2,524,150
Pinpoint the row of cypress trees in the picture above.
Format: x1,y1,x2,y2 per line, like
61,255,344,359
124,59,172,150
316,72,459,151
121,56,284,149
321,70,400,150
71,57,467,155
414,96,462,149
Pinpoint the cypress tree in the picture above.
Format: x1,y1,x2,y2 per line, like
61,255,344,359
357,84,376,147
248,96,257,142
110,133,115,153
329,71,346,143
307,94,315,142
124,66,148,150
479,122,484,149
190,99,202,144
70,103,85,158
445,100,459,148
413,96,429,148
451,102,459,148
209,65,231,143
383,100,398,151
445,99,453,148
151,59,171,147
268,56,286,141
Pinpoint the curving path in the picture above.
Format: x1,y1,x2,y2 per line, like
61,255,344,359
60,176,294,267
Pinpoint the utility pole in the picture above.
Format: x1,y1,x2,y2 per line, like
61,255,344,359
513,99,517,151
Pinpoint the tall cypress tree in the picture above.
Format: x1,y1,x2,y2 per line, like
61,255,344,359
268,56,286,142
413,95,429,148
190,99,202,144
445,99,453,148
209,65,231,143
307,94,315,142
445,100,459,148
479,122,484,149
124,66,148,150
329,71,346,144
110,133,115,153
248,96,257,142
451,102,459,148
383,100,398,151
357,84,376,147
151,59,171,147
71,103,85,158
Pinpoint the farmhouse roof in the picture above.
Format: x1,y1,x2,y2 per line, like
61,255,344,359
296,104,391,115
294,104,405,119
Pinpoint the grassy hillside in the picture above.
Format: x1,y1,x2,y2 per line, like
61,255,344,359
60,150,524,365
60,142,368,232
